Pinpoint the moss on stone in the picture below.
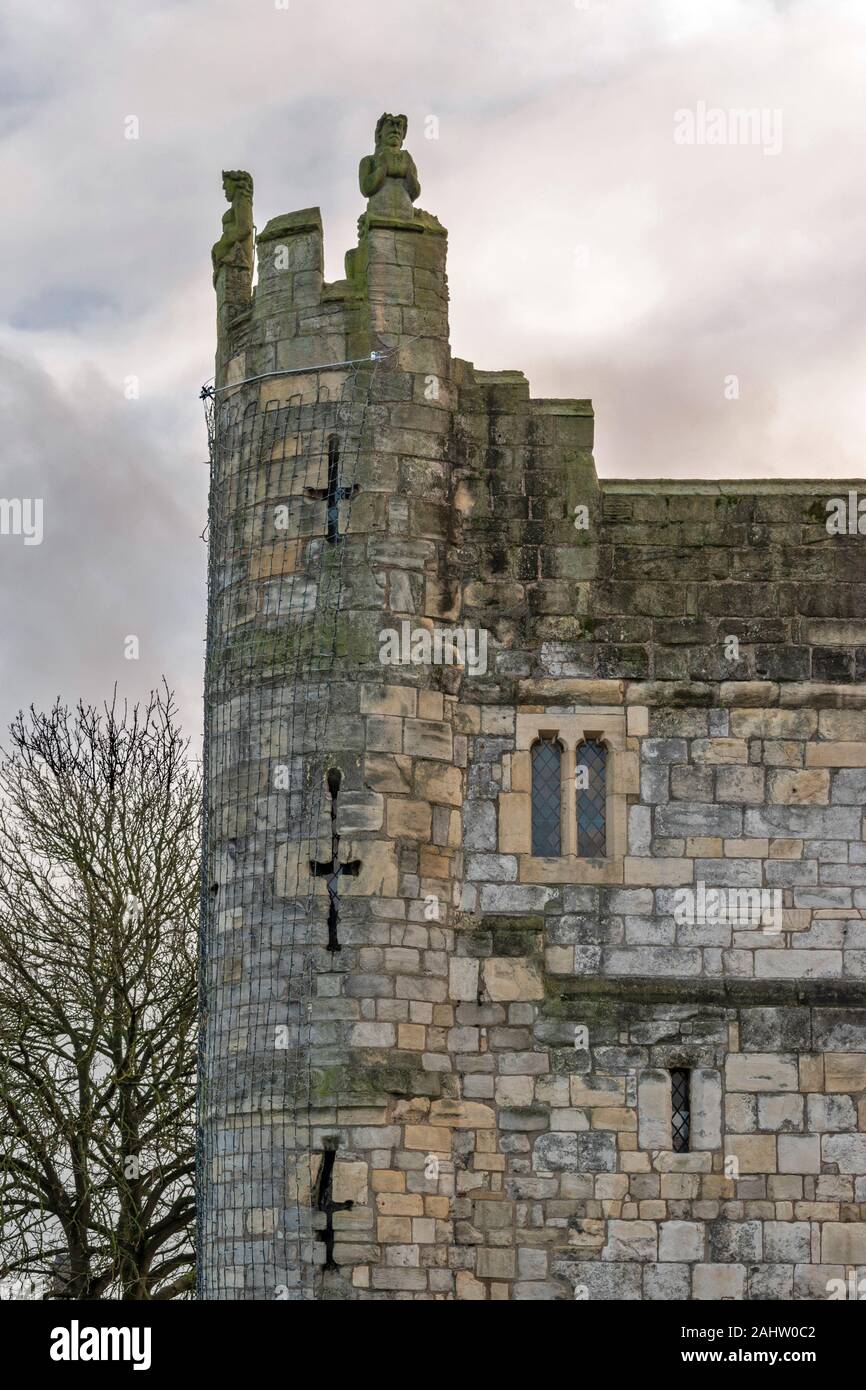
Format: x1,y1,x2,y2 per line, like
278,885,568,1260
478,914,545,933
311,1061,441,1105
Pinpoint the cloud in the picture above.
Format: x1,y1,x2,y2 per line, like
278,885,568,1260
0,351,205,747
0,0,864,739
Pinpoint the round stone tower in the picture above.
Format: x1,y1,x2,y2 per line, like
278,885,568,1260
199,116,462,1299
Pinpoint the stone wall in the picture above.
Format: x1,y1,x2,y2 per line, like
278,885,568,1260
201,132,866,1300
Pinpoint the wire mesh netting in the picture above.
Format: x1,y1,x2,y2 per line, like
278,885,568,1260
197,359,379,1300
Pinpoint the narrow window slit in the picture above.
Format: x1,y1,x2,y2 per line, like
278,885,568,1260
309,767,361,952
315,1140,354,1271
671,1068,691,1152
303,435,360,544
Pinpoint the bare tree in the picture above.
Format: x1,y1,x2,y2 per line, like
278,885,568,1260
0,686,198,1299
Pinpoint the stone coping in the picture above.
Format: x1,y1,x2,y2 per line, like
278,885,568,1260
555,975,866,1010
602,479,866,494
257,207,322,243
518,679,866,709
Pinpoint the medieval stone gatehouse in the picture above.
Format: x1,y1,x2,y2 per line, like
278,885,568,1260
199,116,866,1301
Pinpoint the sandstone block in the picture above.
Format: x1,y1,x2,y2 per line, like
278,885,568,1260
404,1125,452,1152
386,798,432,840
482,958,545,1001
763,1221,811,1263
822,1223,866,1263
768,769,830,805
414,761,462,806
476,1248,515,1280
822,1134,866,1173
332,1162,368,1206
449,957,480,1002
824,1053,866,1091
725,1054,798,1092
602,1220,657,1262
690,1069,722,1150
692,1264,746,1300
638,1070,672,1150
806,741,866,767
659,1221,704,1262
429,1100,496,1129
725,1135,777,1174
360,684,417,718
731,709,816,739
498,793,530,852
403,719,453,760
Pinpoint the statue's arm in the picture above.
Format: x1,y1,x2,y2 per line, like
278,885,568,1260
359,154,386,197
405,157,421,203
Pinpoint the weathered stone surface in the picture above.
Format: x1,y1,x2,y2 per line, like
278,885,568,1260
638,1070,672,1150
822,1134,866,1173
821,1223,866,1263
690,1069,722,1150
658,1221,704,1262
692,1264,746,1300
532,1132,578,1172
763,1222,811,1263
602,1220,657,1262
203,126,866,1303
449,957,480,1002
725,1054,798,1092
482,958,545,1001
708,1220,762,1263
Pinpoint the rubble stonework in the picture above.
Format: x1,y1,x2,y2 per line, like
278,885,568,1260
200,117,866,1300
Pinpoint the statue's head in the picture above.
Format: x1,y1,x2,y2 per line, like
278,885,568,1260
222,169,253,201
374,113,408,151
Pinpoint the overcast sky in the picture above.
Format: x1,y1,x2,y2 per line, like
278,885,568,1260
1,0,864,748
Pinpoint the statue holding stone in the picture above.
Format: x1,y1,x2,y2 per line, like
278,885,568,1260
359,114,420,219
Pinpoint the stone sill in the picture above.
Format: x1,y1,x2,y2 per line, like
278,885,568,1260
518,855,622,885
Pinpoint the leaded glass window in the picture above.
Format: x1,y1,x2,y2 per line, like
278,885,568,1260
531,738,562,856
671,1068,690,1153
576,739,606,857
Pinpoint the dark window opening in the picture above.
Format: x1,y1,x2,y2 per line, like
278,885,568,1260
576,738,607,857
531,737,562,856
309,767,361,952
315,1139,353,1271
303,435,360,544
671,1068,691,1153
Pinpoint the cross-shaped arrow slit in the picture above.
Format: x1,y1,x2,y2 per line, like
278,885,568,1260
304,434,360,544
309,767,360,953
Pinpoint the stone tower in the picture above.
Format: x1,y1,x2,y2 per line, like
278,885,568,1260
201,118,866,1301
